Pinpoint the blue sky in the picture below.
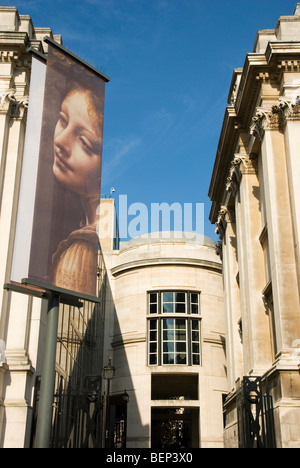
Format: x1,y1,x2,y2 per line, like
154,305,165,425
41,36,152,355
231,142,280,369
5,0,299,240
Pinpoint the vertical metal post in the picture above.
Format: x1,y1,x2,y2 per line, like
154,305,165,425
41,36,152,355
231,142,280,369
101,385,107,448
102,359,115,448
105,378,111,448
34,292,60,448
123,398,128,448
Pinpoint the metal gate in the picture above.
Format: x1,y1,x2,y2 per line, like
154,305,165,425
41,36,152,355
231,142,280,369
237,376,276,448
51,374,103,448
31,373,103,448
30,295,106,448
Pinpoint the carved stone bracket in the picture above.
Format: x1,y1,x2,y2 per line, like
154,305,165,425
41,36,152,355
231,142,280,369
250,97,300,140
10,96,29,119
250,110,265,141
215,206,235,240
215,240,223,260
226,156,242,195
250,105,285,140
0,88,29,119
0,88,16,110
215,206,227,240
226,153,258,195
278,97,300,121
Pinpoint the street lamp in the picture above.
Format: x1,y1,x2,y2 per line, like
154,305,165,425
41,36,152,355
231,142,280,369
122,390,129,448
122,390,129,403
103,358,115,381
103,358,115,448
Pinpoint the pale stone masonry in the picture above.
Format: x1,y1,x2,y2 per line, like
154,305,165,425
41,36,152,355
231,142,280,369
100,228,227,448
209,4,300,448
0,7,107,449
0,7,63,448
0,6,227,448
1,2,300,449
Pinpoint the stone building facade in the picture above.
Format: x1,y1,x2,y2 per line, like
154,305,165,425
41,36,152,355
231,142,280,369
0,7,106,448
0,6,227,449
0,7,59,447
100,222,227,448
1,2,300,450
209,5,300,448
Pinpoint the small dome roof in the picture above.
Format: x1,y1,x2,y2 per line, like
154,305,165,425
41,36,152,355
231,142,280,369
119,231,216,250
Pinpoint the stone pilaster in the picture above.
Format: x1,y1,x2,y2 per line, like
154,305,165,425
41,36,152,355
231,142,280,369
0,12,46,447
279,97,300,302
251,104,300,354
216,205,243,389
234,153,273,374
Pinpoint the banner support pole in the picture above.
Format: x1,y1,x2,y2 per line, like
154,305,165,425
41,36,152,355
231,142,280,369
34,291,60,448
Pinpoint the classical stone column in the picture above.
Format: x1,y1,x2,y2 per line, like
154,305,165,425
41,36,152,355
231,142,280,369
280,97,300,296
251,104,300,354
0,76,29,340
216,205,243,388
0,85,17,294
233,154,272,374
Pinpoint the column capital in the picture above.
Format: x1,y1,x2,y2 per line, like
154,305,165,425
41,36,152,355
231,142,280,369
215,206,235,239
250,104,285,140
278,97,300,121
0,88,16,114
0,88,29,120
10,96,29,120
250,97,300,140
226,153,258,195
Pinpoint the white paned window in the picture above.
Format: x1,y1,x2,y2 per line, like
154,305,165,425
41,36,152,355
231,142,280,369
147,291,201,366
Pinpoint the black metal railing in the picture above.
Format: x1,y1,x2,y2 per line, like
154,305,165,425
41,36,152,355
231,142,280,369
237,376,276,448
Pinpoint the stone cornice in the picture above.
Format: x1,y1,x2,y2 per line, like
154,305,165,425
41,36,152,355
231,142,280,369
110,257,222,277
208,106,239,222
234,53,268,118
265,40,300,63
210,41,300,225
111,333,225,350
0,32,33,64
0,30,48,65
111,333,146,349
0,30,43,121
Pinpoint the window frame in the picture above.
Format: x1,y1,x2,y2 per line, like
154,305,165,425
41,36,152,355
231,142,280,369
147,290,201,367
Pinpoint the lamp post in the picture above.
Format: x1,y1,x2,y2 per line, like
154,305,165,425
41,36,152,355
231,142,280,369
103,358,115,448
34,292,60,448
122,390,129,448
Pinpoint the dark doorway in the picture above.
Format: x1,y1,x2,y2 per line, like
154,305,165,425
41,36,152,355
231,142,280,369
151,407,199,449
110,394,128,448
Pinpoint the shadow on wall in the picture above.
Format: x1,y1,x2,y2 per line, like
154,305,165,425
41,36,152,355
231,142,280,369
27,262,136,448
25,244,146,449
104,281,149,449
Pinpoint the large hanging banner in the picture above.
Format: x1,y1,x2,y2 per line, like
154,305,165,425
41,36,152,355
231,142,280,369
11,39,109,298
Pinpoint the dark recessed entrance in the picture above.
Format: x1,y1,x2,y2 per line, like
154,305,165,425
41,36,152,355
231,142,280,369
151,407,199,449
